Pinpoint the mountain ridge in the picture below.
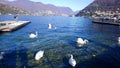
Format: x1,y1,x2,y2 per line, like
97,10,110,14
1,0,74,16
0,2,30,15
76,0,120,17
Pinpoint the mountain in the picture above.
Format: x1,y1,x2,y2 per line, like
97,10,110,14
0,2,30,15
76,0,120,17
1,0,74,16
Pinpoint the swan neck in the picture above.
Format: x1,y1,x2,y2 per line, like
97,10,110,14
84,40,88,43
36,32,38,36
118,37,120,40
70,54,73,59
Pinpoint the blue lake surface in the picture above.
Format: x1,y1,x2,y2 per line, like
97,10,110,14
0,15,120,68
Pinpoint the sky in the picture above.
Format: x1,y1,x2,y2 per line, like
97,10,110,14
8,0,94,11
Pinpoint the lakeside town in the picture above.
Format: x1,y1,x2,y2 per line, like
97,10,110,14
76,0,120,25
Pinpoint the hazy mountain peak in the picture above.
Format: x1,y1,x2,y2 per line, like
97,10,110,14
1,0,74,16
0,2,30,14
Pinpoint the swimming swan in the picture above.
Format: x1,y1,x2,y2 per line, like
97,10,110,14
0,52,5,60
77,38,88,46
48,23,52,29
29,32,38,38
35,50,44,61
69,54,76,67
118,37,120,44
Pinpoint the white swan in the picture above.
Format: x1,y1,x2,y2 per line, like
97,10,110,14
118,37,120,44
54,26,57,29
0,52,4,60
0,55,3,60
77,38,88,46
48,23,52,29
69,54,76,67
92,54,96,57
35,50,44,61
29,32,38,38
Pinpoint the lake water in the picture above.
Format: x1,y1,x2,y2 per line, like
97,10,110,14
0,15,120,68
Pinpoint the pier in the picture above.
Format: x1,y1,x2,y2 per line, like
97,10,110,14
92,18,120,26
0,21,30,32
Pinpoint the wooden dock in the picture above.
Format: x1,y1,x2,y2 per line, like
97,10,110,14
0,21,30,32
